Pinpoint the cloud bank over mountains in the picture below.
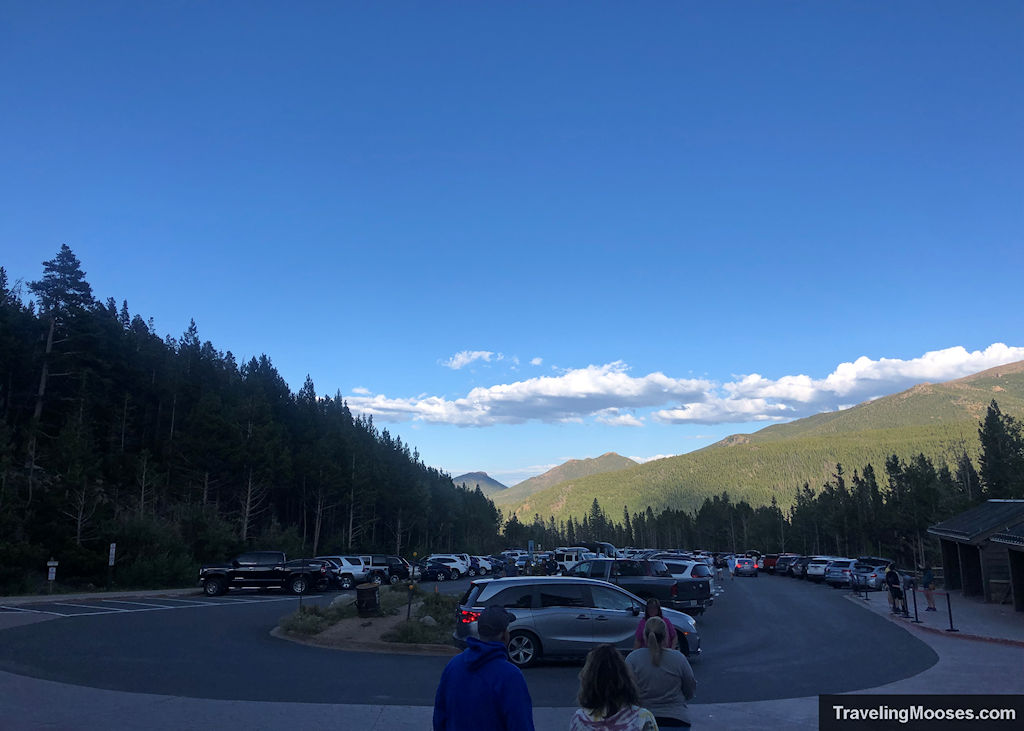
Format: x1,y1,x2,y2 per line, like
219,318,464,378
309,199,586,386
348,343,1024,428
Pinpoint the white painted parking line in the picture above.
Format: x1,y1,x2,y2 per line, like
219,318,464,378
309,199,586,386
53,602,129,612
1,594,325,619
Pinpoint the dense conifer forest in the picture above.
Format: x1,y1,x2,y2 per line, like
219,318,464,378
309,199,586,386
504,401,1024,569
0,246,500,593
4,247,1023,593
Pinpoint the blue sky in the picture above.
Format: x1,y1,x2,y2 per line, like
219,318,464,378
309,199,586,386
3,2,1022,484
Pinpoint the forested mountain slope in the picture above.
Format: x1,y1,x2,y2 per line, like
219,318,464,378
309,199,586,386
0,247,500,594
495,452,637,507
453,472,508,496
503,362,1024,522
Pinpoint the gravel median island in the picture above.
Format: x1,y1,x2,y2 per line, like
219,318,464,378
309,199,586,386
273,589,461,657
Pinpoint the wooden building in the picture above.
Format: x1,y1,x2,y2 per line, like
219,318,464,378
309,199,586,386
928,499,1024,608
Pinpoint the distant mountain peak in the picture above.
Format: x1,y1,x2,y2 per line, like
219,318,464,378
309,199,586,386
452,471,508,497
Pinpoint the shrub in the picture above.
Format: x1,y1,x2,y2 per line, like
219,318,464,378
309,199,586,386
381,620,450,645
280,605,332,635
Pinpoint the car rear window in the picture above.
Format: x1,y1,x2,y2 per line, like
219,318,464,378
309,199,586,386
461,583,485,607
692,564,712,577
486,586,535,609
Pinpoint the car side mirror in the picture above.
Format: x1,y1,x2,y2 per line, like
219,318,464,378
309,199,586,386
631,605,640,616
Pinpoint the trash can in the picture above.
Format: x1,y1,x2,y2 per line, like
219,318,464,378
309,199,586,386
356,583,380,617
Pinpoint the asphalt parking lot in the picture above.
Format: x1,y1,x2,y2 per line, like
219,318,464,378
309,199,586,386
0,573,938,707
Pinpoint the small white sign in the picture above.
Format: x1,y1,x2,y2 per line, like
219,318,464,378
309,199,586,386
108,543,117,567
47,567,56,581
46,560,59,568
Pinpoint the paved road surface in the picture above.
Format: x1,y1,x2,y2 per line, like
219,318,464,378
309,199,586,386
0,572,936,707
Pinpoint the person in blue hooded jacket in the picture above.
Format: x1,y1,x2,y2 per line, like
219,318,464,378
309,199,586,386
433,605,535,731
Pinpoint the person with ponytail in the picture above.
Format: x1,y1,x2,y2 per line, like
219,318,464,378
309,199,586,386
633,597,678,650
626,617,696,729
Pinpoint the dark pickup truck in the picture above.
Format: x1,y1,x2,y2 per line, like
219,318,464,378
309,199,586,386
570,558,712,615
199,551,329,596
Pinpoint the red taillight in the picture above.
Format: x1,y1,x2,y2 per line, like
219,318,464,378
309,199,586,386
459,609,481,624
671,583,678,597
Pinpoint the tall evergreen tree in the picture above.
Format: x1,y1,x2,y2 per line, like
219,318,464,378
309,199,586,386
978,400,1024,499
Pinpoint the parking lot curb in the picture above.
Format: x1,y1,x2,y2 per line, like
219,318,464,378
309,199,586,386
270,626,460,657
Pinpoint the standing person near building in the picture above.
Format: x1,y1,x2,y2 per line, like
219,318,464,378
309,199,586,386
633,598,678,650
570,644,657,731
626,617,696,729
433,606,535,731
921,564,937,611
885,563,905,614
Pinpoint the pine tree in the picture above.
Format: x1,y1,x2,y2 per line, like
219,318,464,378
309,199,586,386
978,400,1024,499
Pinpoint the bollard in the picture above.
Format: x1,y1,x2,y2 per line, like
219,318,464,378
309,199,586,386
944,592,959,632
910,585,922,624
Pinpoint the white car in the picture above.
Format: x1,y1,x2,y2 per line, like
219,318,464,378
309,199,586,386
426,554,470,579
805,556,841,582
661,558,720,596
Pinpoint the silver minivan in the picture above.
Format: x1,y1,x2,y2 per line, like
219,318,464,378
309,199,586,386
454,576,701,668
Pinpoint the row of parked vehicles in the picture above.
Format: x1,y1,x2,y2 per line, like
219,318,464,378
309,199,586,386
758,553,898,590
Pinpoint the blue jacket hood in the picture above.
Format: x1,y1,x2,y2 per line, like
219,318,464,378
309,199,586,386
464,636,509,670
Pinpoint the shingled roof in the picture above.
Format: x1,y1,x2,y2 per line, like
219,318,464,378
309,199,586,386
991,523,1024,549
928,499,1024,545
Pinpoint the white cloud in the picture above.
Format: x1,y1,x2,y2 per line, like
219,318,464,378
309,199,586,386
442,350,502,369
630,454,678,463
595,409,644,427
351,386,370,395
530,357,543,366
658,343,1024,424
348,343,1024,428
347,361,711,427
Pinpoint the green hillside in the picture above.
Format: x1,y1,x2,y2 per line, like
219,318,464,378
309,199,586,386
453,471,508,496
496,452,638,507
503,361,1024,522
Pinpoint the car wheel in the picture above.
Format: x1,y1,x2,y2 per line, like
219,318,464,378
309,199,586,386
371,573,384,585
507,631,541,668
450,569,460,580
436,572,446,582
389,574,401,585
340,575,354,590
290,575,309,595
478,568,488,575
203,578,225,597
467,568,476,577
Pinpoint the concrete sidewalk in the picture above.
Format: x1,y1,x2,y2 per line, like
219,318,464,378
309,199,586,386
846,584,1024,646
2,586,1022,730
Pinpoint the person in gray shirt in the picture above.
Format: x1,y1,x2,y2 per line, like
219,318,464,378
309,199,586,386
625,617,696,728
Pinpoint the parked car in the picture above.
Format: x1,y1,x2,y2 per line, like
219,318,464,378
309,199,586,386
851,559,891,590
426,554,469,579
199,551,329,596
454,576,701,667
791,556,814,579
661,558,719,600
805,557,839,583
824,559,857,588
414,559,453,582
733,557,758,577
315,555,371,590
773,554,798,576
